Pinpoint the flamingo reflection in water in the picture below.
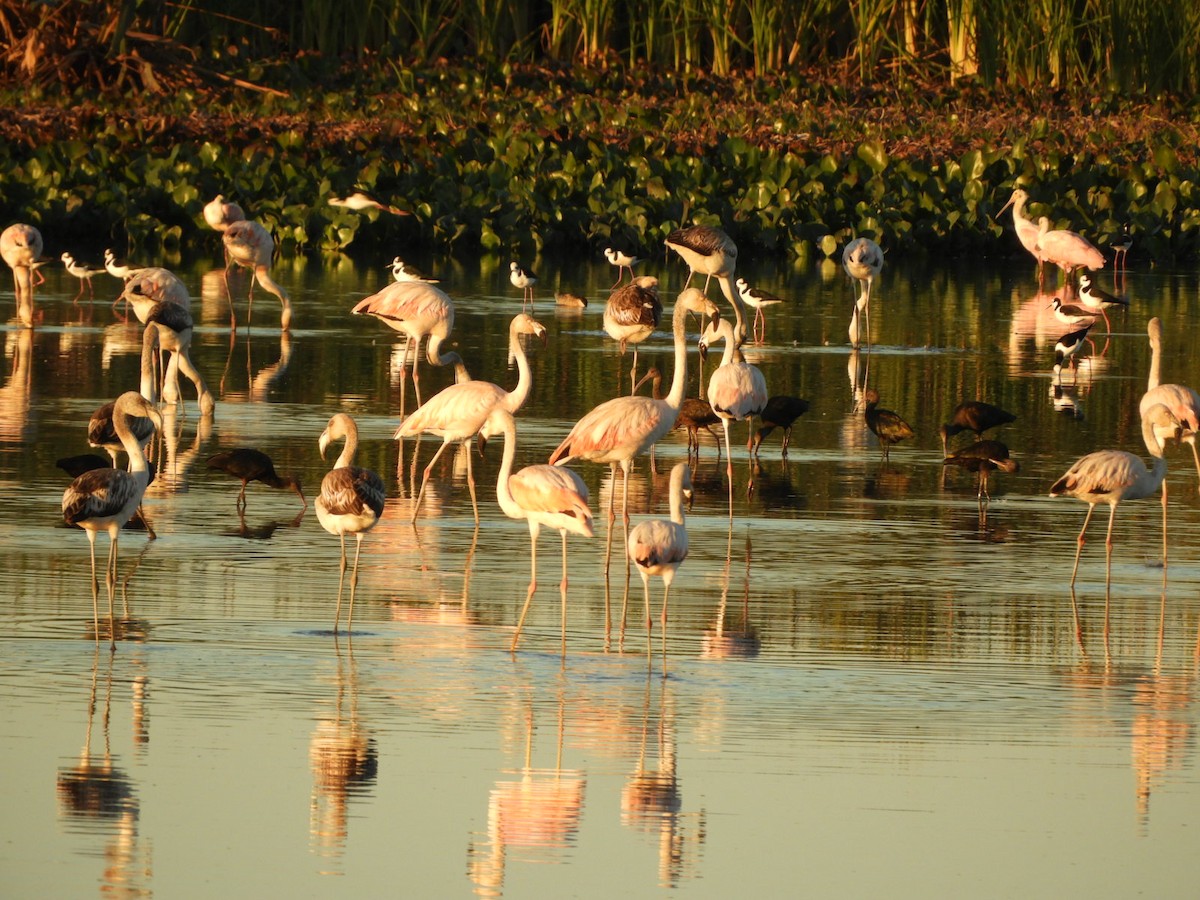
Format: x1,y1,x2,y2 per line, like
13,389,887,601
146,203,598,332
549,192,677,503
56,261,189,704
702,526,761,661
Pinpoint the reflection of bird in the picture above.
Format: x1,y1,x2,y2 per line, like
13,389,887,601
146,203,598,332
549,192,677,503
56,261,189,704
997,188,1046,276
492,410,595,652
223,220,292,330
604,276,661,394
938,401,1016,455
604,247,641,287
1050,405,1173,586
665,225,744,341
752,395,810,458
2,223,44,326
62,392,161,641
735,277,784,343
61,252,103,300
1141,317,1200,485
842,237,883,348
317,413,387,633
1077,273,1128,330
328,191,410,216
628,462,692,668
202,194,246,232
863,388,913,461
206,448,306,511
351,280,467,416
700,315,768,496
396,313,546,525
510,261,537,310
943,440,1019,501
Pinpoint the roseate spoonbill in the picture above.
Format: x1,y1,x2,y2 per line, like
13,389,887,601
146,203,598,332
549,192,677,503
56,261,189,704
61,252,103,301
1037,218,1105,276
391,257,438,284
863,388,913,461
752,395,810,458
699,315,768,505
604,275,662,394
328,191,410,216
222,220,292,330
550,289,718,573
2,223,44,326
395,314,546,524
997,188,1045,277
1077,273,1128,330
510,262,537,310
1050,404,1175,587
1141,317,1200,486
62,391,162,644
604,247,641,287
735,277,784,343
317,413,386,632
938,401,1016,455
665,224,745,341
351,279,469,416
202,194,245,232
206,448,306,511
842,237,883,348
489,410,595,653
943,440,1019,501
627,461,692,669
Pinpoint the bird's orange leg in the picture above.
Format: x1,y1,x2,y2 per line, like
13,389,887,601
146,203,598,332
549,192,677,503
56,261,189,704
510,534,539,652
1103,504,1119,590
347,533,362,632
410,441,455,524
464,439,479,524
333,532,348,632
1070,505,1096,587
660,582,672,674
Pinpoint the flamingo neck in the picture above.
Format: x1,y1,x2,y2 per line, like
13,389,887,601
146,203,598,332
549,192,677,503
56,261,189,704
668,470,688,526
494,412,521,520
505,325,533,412
113,396,152,476
335,429,357,470
663,300,691,411
1148,338,1162,392
716,274,746,345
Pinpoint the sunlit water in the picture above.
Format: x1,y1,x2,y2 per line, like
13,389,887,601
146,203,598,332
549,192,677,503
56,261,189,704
3,246,1200,897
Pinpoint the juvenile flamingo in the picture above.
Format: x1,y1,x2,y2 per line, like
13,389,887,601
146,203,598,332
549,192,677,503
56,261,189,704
222,219,292,330
317,413,386,633
842,237,883,348
603,275,661,394
491,410,595,653
206,448,306,511
395,314,546,524
627,461,693,670
2,223,44,326
62,391,162,644
665,224,745,341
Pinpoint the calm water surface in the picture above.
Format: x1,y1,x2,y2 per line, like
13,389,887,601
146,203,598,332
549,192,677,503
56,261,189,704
3,246,1200,897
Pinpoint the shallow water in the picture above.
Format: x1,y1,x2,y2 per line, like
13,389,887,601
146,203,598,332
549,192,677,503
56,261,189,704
4,247,1200,897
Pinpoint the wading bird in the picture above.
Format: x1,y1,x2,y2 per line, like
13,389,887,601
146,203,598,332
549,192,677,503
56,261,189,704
222,220,292,330
1077,273,1128,331
206,448,306,512
842,237,883,348
603,275,662,394
1037,217,1105,278
203,194,246,233
124,293,215,416
391,257,438,284
88,399,156,468
604,247,641,287
752,395,810,458
665,224,745,341
61,252,103,301
62,391,162,644
490,410,595,653
627,462,692,670
1112,224,1132,271
57,453,158,537
1053,325,1092,380
317,413,386,633
997,188,1046,278
2,223,44,326
938,401,1017,456
510,262,537,310
735,277,785,343
1141,317,1200,486
395,314,547,524
1049,296,1098,329
863,388,913,461
634,367,722,460
328,191,410,216
699,315,768,504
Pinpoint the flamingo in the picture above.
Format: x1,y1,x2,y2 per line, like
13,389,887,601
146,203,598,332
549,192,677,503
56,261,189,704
328,191,410,216
124,292,216,416
735,277,784,343
1141,317,1200,486
391,257,438,284
202,194,246,232
222,220,292,330
352,279,468,417
604,247,641,287
62,391,162,644
751,395,811,458
842,237,883,348
488,409,595,653
997,188,1046,278
2,223,44,326
627,461,692,669
665,225,745,343
699,314,768,505
57,453,157,538
549,288,717,572
633,366,722,460
938,401,1016,456
316,413,386,633
1077,273,1129,331
603,275,662,394
1050,403,1175,587
88,400,156,468
206,448,306,511
943,440,1020,502
61,252,103,301
510,262,537,310
395,314,546,524
863,388,913,461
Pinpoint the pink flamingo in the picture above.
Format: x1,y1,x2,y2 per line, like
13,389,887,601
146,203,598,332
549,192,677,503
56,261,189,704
352,279,468,417
62,391,162,644
491,409,595,653
665,225,745,341
222,219,292,330
203,194,246,232
628,461,692,670
842,237,883,348
550,288,717,573
395,314,546,525
1,223,44,326
1141,317,1200,485
603,275,661,394
317,413,386,633
699,315,768,507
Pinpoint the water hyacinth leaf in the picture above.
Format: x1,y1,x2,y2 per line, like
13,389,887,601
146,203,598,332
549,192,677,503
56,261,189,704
857,141,888,174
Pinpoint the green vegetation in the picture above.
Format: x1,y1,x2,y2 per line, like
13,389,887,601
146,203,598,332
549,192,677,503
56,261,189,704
3,1,1200,262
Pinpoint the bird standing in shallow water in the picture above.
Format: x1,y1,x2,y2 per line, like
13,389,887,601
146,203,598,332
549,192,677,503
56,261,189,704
627,462,692,672
2,223,44,326
997,188,1046,280
700,315,768,506
752,396,810,458
604,247,641,287
1077,273,1128,331
1112,224,1132,271
203,194,246,233
206,448,306,512
1140,317,1200,488
61,253,103,301
1053,325,1092,381
938,401,1017,456
1049,296,1098,329
842,237,883,348
943,440,1019,502
863,389,913,461
664,225,745,342
735,278,784,343
222,220,292,330
391,257,438,284
316,414,386,633
510,262,537,311
603,275,662,395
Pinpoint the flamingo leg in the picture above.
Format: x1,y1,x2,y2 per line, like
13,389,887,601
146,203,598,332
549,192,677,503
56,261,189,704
1070,504,1097,587
603,461,618,577
86,530,101,635
721,417,734,514
558,532,568,656
629,346,640,398
347,533,362,632
1104,503,1119,590
660,581,673,674
334,532,347,632
223,267,238,330
106,534,119,648
464,439,479,524
510,532,539,652
641,574,652,666
1162,477,1169,568
411,440,455,524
